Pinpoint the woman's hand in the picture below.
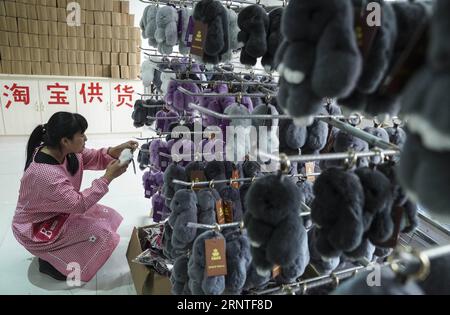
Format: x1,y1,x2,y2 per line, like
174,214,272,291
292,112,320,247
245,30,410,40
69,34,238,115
107,140,139,159
104,160,129,182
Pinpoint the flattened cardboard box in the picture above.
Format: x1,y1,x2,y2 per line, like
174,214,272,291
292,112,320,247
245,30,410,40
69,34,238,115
67,50,76,64
86,64,95,77
94,65,103,77
94,11,104,26
37,5,48,21
85,38,95,51
30,48,41,62
8,32,19,46
16,3,27,19
85,24,94,38
102,65,111,77
105,0,113,12
113,1,121,13
6,17,17,33
57,22,67,37
28,20,39,35
12,61,24,75
85,0,95,11
19,33,30,48
47,0,57,7
77,63,86,76
57,0,67,9
0,2,6,17
58,50,68,63
60,63,68,76
120,65,129,79
68,63,78,76
49,36,59,49
77,37,86,50
18,18,28,33
38,20,49,35
49,21,58,36
51,62,60,75
22,47,31,61
76,25,85,37
0,46,12,60
57,8,66,22
68,37,77,50
67,25,77,37
0,16,7,32
121,1,129,14
30,34,40,48
0,32,8,46
39,35,49,49
27,4,38,20
48,7,58,22
40,48,49,62
32,61,42,75
2,60,12,74
111,65,119,78
76,51,85,64
85,11,94,25
49,49,59,63
58,36,68,50
11,47,22,61
5,1,17,17
126,226,172,295
95,0,105,12
42,62,51,75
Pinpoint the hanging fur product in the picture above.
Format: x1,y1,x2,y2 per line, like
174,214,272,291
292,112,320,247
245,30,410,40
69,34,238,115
171,255,191,295
163,163,187,207
244,174,306,276
237,5,269,66
302,108,329,155
308,226,341,275
332,267,424,295
188,230,226,295
362,126,390,164
276,0,362,123
140,5,151,38
222,8,240,62
354,167,394,244
218,185,243,222
178,7,193,55
162,221,176,260
261,7,283,72
243,262,271,291
197,189,218,225
144,5,159,47
239,160,261,214
155,6,179,55
223,228,252,294
193,0,229,64
296,180,315,207
169,189,198,251
278,119,307,154
333,130,370,168
397,133,450,224
311,168,365,258
385,125,406,149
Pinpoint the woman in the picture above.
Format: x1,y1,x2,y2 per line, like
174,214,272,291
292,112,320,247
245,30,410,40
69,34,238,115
12,112,138,282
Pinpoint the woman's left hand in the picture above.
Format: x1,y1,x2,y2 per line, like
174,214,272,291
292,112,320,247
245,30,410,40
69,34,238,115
108,140,139,159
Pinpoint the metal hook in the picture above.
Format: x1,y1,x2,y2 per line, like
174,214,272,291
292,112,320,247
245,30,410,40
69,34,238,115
389,247,431,282
331,273,340,288
348,112,363,126
373,147,385,164
344,149,358,169
279,153,291,174
209,179,215,189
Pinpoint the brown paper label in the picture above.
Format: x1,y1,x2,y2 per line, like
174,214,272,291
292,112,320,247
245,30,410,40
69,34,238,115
205,238,227,277
231,169,240,189
372,206,404,248
191,170,206,191
272,264,281,279
216,199,225,224
305,162,316,182
223,200,233,223
354,7,379,60
190,20,208,57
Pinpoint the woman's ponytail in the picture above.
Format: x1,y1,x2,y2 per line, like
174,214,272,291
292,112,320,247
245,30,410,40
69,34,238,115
24,124,46,171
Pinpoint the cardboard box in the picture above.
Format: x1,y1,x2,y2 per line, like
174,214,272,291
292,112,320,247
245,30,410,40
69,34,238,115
104,0,113,12
68,36,77,50
2,61,12,74
18,18,28,33
38,35,49,49
103,38,111,51
80,9,86,24
49,48,58,62
31,61,42,75
110,52,118,65
128,53,136,66
75,50,84,64
37,1,47,7
121,13,128,26
0,32,8,46
111,39,120,53
40,48,49,62
84,51,94,64
101,51,110,65
58,36,68,50
128,15,134,27
104,12,111,26
41,61,51,75
30,34,40,48
6,17,17,32
102,65,111,77
131,27,140,40
76,24,84,37
5,2,17,17
94,11,104,25
49,35,58,49
0,46,12,60
94,64,102,77
57,22,67,36
86,64,95,76
47,0,57,7
68,63,78,76
128,40,137,53
113,1,121,13
85,10,93,25
67,25,77,37
50,62,60,75
28,20,38,34
26,4,38,20
77,63,86,76
120,26,128,40
77,37,85,50
0,16,7,31
112,12,121,26
126,226,172,295
66,50,76,63
119,52,127,66
16,3,27,19
85,24,94,38
121,1,129,14
48,7,57,21
85,0,95,11
95,38,104,51
57,0,67,8
22,47,31,61
37,6,48,21
11,47,22,61
111,64,119,78
0,2,6,17
12,61,24,75
49,21,58,36
60,62,68,76
19,33,30,47
94,25,103,38
0,62,2,74
56,7,65,22
136,50,141,64
77,0,86,10
58,49,67,63
94,51,102,64
85,38,94,51
130,65,138,79
8,33,18,47
38,20,48,35
104,25,112,39
24,61,32,75
120,39,128,53
112,26,120,39
30,48,41,61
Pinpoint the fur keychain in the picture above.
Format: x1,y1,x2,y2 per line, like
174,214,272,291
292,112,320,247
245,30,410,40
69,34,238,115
163,163,187,207
145,5,159,47
169,189,198,252
171,255,191,295
155,6,179,55
261,7,284,72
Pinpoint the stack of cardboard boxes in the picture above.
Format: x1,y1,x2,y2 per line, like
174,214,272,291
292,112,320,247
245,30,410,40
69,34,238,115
0,0,141,79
